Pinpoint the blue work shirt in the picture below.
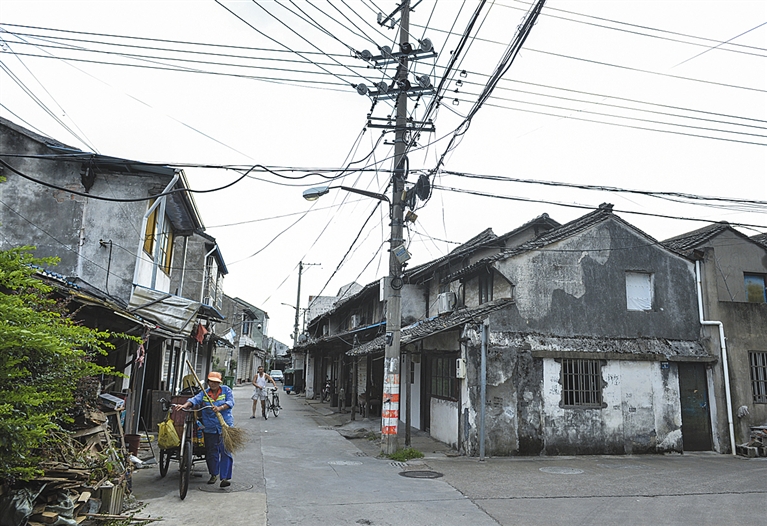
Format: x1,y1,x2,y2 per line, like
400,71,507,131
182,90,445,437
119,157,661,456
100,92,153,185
188,385,235,433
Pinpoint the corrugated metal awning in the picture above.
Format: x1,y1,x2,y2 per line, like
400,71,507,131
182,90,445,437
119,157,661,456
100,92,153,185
128,285,223,335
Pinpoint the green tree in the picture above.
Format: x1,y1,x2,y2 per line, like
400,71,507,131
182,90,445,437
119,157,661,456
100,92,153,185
0,247,120,482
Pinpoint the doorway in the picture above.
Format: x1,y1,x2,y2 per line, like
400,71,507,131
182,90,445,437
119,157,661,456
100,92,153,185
678,363,713,451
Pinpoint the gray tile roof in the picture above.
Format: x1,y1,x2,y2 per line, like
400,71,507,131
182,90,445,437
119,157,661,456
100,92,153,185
662,222,731,252
347,298,514,356
445,203,617,282
751,232,767,248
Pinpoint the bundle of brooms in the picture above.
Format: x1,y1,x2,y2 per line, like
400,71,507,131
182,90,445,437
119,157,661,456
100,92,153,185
185,360,247,453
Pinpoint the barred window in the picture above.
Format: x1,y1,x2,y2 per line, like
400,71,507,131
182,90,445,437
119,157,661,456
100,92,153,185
430,356,457,401
751,352,767,404
561,359,603,408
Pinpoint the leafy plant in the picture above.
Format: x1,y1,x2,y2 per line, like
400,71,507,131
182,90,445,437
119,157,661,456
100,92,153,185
0,247,122,482
388,447,424,462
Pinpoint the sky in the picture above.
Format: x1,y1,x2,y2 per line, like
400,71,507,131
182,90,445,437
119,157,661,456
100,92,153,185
1,0,765,346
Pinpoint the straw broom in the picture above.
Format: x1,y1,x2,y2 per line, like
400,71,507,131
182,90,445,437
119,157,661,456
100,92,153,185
185,360,247,453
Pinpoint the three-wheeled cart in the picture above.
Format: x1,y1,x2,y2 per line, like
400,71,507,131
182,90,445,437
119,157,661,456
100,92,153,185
158,395,207,499
282,369,295,394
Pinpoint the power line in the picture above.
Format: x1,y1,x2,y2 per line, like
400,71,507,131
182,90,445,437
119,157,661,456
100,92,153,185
432,184,767,230
499,0,767,57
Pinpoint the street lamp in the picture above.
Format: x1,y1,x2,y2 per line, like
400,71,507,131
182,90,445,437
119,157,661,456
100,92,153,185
303,182,404,455
303,185,390,204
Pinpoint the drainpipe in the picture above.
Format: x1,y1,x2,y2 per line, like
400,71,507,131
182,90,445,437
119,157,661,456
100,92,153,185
479,319,488,461
695,260,736,455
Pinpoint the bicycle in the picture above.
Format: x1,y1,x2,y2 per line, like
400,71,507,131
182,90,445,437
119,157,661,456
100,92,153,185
265,387,281,418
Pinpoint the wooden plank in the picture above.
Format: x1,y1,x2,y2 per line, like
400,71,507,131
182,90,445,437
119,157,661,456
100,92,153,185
77,491,91,502
71,423,108,438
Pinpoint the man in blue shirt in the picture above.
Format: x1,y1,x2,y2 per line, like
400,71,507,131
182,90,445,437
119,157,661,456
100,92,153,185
173,371,235,487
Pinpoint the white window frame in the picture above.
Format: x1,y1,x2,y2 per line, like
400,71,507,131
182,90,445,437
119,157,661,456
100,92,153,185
626,272,654,311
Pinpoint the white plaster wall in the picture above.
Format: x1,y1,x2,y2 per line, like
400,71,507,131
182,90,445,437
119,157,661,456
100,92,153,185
399,361,422,429
306,355,316,399
541,358,682,453
431,397,459,447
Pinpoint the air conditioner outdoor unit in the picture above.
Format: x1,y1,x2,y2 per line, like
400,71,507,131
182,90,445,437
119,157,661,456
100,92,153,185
437,291,456,314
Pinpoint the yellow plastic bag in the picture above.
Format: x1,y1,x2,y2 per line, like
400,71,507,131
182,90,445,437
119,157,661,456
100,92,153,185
157,412,180,449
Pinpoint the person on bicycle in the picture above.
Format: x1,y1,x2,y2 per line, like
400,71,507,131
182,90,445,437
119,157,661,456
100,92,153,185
252,366,277,420
174,371,235,488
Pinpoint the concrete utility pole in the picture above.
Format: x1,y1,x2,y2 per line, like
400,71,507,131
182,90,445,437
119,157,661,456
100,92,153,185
293,261,303,347
381,0,410,456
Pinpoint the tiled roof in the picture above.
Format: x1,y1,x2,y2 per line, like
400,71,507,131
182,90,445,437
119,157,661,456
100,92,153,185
662,222,731,252
405,227,498,280
445,204,616,282
662,222,767,254
347,298,514,356
751,232,767,248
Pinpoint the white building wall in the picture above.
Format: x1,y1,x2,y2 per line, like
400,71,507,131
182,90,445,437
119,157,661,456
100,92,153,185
541,358,683,453
431,398,459,447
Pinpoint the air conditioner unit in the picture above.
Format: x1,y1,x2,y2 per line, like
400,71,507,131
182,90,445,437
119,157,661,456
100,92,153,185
437,291,456,314
350,314,361,329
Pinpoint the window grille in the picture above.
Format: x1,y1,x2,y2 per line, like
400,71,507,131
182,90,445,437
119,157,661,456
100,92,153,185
561,358,603,408
430,355,457,401
751,352,767,404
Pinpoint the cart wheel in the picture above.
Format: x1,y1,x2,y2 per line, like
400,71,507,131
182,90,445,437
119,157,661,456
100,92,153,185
179,441,192,500
159,448,171,477
272,401,280,418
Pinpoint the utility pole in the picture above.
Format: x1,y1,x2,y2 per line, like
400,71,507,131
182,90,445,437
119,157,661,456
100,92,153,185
381,0,410,456
293,261,303,347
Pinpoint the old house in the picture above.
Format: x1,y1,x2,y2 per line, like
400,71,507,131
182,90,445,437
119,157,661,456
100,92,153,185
322,204,726,456
664,222,767,452
218,295,270,384
0,116,225,433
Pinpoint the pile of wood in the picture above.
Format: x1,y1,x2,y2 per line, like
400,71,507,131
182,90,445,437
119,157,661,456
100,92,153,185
1,397,156,525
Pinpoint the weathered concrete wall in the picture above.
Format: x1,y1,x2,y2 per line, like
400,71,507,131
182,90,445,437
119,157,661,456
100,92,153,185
431,397,459,447
703,230,767,302
0,126,175,303
493,219,700,341
401,283,426,325
718,301,767,444
541,359,682,455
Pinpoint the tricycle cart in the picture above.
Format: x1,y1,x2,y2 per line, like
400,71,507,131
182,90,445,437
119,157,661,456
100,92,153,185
158,395,207,499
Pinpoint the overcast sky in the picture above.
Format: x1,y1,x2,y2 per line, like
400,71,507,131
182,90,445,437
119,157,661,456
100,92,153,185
1,0,765,345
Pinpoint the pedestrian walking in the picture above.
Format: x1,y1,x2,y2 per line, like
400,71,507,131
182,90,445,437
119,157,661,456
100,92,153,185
252,366,277,419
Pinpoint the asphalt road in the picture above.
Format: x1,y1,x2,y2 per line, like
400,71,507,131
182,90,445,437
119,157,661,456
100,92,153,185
132,385,767,526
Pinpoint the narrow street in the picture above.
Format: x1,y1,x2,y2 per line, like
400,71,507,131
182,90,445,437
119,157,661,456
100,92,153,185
132,386,767,526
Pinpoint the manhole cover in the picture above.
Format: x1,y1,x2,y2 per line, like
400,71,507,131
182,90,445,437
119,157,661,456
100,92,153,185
539,467,584,475
198,482,253,493
399,470,443,479
328,461,363,466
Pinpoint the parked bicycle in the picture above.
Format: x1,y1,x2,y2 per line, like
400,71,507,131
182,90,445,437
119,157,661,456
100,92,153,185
265,387,281,417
